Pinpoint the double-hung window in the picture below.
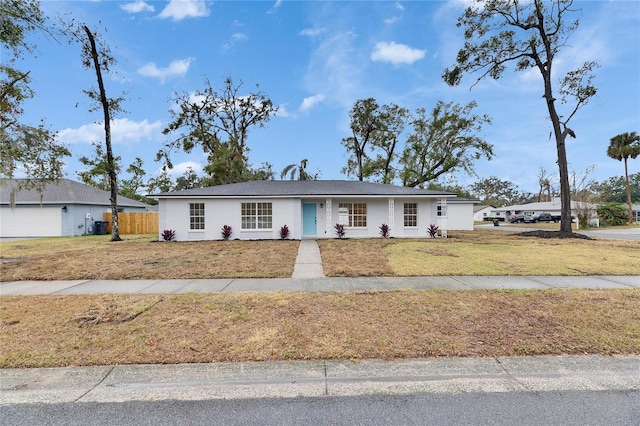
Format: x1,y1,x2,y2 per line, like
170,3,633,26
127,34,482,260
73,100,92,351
404,203,417,227
338,203,367,227
189,203,205,230
241,202,272,229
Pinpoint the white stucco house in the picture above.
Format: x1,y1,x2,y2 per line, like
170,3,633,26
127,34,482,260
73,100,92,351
493,197,597,221
0,179,150,237
473,205,494,222
154,180,477,241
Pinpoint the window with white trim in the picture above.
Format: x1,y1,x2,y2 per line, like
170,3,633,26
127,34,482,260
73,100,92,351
241,202,272,229
189,203,205,230
437,205,447,217
338,203,367,227
404,203,417,227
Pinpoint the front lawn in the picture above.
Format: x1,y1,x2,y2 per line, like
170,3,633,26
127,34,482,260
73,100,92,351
1,230,638,281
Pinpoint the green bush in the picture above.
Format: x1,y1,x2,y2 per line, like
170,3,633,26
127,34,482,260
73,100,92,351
597,203,629,226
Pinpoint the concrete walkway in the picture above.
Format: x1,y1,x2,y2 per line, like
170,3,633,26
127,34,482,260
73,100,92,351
1,275,638,295
291,239,324,279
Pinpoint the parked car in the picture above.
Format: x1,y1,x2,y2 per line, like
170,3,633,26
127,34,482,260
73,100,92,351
531,213,561,223
508,213,532,223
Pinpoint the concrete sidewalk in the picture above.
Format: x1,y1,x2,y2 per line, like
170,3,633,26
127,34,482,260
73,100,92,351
1,275,638,295
2,355,639,404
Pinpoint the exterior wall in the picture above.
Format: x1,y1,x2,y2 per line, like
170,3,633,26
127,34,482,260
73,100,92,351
159,196,475,240
473,206,493,222
322,197,470,238
65,205,148,236
322,198,389,239
446,203,474,230
161,198,300,241
391,198,431,238
0,204,147,237
65,205,111,236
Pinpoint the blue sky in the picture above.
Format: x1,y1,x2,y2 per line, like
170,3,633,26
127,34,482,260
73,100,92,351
16,0,640,193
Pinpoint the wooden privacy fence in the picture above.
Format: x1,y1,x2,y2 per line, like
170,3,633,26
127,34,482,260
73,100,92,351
103,212,159,235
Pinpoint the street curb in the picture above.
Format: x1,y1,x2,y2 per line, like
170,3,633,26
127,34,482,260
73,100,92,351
2,355,639,405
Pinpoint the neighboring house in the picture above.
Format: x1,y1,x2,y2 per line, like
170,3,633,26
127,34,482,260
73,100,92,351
493,197,597,221
0,179,151,237
473,205,494,222
155,180,477,241
633,205,640,222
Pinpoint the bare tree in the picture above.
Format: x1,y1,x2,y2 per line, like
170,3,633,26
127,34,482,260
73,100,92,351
76,24,125,241
536,166,557,202
444,0,599,234
160,76,277,185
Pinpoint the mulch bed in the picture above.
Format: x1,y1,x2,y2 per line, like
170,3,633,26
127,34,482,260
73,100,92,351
517,230,592,239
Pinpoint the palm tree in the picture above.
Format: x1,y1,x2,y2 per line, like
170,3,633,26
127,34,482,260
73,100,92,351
607,131,640,224
280,159,319,181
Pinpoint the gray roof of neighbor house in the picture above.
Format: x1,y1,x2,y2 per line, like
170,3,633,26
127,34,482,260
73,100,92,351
473,205,493,212
155,180,457,198
0,179,149,208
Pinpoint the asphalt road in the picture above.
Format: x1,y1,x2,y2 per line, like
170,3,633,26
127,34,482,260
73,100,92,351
3,390,639,426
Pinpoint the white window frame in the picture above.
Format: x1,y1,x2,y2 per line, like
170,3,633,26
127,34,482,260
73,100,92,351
338,203,367,228
404,202,417,228
189,203,205,230
241,202,273,230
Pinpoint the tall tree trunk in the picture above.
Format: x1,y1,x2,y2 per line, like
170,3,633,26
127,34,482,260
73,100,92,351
537,17,573,234
83,25,121,242
624,157,633,225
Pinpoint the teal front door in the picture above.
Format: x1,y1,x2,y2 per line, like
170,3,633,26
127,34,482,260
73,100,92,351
302,203,317,236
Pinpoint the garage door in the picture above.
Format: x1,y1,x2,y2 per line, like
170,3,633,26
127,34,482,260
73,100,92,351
0,207,62,237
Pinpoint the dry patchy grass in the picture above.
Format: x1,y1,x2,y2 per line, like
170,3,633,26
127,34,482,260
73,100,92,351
317,238,394,276
2,230,638,281
0,235,299,281
1,289,639,368
320,231,640,276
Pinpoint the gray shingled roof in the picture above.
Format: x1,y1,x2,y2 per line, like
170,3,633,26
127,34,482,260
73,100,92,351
155,180,457,198
0,179,149,208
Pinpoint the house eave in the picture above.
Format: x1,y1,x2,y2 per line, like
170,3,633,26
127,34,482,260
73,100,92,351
154,194,458,200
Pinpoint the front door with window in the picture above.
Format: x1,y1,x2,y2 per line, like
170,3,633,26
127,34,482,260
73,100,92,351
302,203,317,236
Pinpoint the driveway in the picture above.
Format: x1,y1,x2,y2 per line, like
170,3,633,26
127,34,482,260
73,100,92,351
578,227,640,241
0,237,43,243
474,224,640,241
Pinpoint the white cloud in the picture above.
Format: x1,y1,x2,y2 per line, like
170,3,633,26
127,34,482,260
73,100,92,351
384,2,405,24
300,27,326,37
303,30,364,109
158,0,208,21
120,1,155,13
137,58,193,83
299,94,325,113
57,118,163,145
371,41,425,65
223,33,248,51
268,0,282,14
164,161,202,177
275,104,293,119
